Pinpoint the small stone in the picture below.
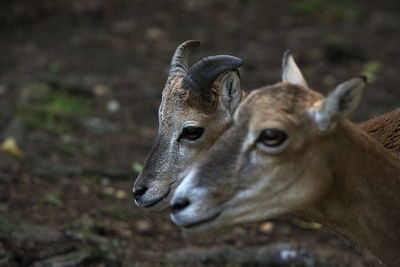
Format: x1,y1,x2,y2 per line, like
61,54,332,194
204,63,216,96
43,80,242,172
259,221,274,233
107,99,120,113
92,84,111,97
134,219,152,234
99,177,110,186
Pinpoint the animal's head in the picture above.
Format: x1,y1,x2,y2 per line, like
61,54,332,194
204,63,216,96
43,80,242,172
170,51,366,230
133,40,244,209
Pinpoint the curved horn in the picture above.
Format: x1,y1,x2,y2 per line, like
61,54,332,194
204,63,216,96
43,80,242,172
169,40,201,75
182,55,243,92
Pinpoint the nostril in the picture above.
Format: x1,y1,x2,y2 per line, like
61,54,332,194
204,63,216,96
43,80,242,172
171,198,191,214
133,186,148,200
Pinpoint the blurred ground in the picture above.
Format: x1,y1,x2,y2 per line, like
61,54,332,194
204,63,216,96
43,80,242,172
0,0,399,266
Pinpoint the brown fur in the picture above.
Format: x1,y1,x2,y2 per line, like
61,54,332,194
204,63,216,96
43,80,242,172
163,75,221,117
299,119,400,266
171,83,400,267
137,74,398,212
358,109,400,156
134,73,242,209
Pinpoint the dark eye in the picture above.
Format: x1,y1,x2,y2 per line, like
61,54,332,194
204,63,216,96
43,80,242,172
257,128,287,147
178,126,204,142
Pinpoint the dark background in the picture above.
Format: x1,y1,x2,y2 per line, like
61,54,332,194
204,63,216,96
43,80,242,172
0,0,399,266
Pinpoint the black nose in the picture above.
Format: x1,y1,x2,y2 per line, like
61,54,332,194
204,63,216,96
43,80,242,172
133,185,148,200
171,198,191,214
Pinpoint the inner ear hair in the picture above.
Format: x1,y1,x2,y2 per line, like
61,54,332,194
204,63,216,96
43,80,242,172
314,76,366,132
219,70,242,117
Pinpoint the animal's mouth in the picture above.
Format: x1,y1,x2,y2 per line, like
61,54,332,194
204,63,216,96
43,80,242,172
138,189,170,208
180,211,222,231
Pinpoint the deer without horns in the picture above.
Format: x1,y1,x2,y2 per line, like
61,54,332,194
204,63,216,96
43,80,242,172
133,40,400,214
170,52,400,266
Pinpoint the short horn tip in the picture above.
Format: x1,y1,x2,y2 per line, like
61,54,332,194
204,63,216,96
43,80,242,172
215,55,244,68
169,40,202,75
182,40,201,49
283,49,292,56
233,56,243,67
282,49,293,66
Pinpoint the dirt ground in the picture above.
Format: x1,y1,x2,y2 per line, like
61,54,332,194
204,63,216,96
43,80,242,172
0,0,400,266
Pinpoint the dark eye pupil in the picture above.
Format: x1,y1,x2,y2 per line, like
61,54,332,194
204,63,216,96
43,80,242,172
179,126,204,141
258,129,287,147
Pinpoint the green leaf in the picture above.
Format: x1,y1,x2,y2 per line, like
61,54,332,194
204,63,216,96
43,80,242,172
293,218,322,230
48,62,61,72
0,137,23,159
362,61,381,82
45,193,62,206
132,162,143,173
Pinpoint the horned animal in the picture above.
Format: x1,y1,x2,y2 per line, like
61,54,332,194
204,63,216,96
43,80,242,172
134,41,400,219
133,40,244,209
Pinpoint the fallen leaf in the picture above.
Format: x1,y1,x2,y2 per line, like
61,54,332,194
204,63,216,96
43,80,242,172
102,186,116,195
293,218,322,230
1,137,23,159
115,189,128,199
362,60,381,82
45,193,62,206
101,186,129,199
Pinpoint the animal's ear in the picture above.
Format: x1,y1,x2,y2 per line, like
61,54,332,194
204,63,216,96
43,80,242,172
219,70,242,118
281,50,308,88
312,76,366,132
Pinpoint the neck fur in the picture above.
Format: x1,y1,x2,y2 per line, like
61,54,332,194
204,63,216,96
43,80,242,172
301,121,400,267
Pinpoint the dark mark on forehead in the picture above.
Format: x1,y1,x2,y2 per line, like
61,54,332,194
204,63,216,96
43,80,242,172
164,76,221,115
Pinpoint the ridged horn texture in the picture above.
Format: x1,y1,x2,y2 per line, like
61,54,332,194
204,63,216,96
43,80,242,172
169,40,201,75
182,55,243,92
